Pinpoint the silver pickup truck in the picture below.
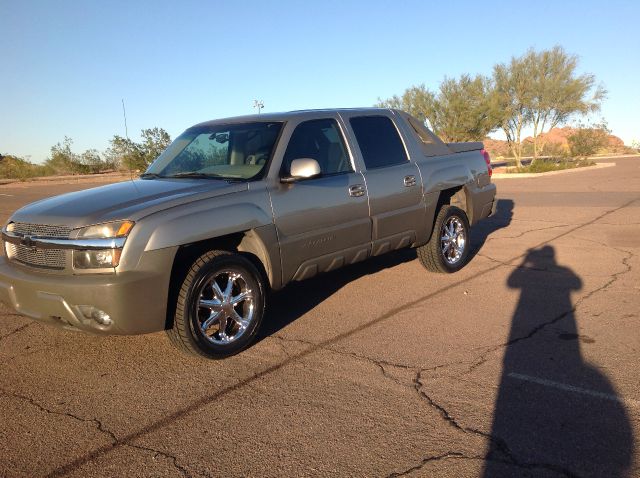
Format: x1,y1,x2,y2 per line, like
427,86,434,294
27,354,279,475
0,108,496,358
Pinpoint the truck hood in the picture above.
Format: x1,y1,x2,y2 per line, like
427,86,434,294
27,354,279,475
9,178,248,228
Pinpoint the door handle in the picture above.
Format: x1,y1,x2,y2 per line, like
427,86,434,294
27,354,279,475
404,175,417,187
348,184,366,197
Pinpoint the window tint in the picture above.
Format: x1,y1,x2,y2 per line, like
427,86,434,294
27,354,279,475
281,119,352,176
151,122,282,180
350,116,408,169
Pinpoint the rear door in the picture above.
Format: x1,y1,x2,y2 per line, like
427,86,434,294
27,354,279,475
342,113,425,255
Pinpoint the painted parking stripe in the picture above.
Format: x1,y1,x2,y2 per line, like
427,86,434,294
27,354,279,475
508,372,639,408
0,194,13,197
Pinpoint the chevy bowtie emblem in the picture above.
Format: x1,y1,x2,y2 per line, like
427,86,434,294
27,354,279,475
20,236,37,249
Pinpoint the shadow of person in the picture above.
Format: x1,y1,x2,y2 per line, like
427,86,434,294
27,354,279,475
482,246,634,477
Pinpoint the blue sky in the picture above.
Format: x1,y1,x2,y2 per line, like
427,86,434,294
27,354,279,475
1,0,639,162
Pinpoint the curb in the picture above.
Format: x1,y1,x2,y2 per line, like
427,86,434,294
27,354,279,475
492,162,615,179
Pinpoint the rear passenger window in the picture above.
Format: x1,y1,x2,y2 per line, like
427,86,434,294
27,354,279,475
350,116,408,169
281,119,352,176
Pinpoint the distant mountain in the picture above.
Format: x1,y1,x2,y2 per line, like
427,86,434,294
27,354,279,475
484,127,627,158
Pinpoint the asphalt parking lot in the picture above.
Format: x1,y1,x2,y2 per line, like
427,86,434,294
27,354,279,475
1,158,639,478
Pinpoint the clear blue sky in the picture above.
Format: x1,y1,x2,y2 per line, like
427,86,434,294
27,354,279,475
1,0,639,162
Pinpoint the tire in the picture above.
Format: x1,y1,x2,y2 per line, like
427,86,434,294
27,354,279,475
417,205,470,273
166,250,265,359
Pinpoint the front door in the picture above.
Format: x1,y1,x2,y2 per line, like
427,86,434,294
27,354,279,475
269,118,371,283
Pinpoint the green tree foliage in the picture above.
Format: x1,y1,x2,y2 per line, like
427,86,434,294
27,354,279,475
434,75,501,142
527,46,606,161
44,137,113,175
377,76,500,142
493,56,533,166
568,122,611,158
0,154,46,180
107,127,171,171
493,46,605,165
376,84,438,125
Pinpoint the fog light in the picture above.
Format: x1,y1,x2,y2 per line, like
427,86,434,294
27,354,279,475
78,306,112,326
92,310,112,326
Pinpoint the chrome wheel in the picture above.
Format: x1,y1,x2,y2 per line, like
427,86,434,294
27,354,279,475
196,270,255,345
440,216,466,265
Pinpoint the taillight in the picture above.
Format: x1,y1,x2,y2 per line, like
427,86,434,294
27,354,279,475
481,149,492,177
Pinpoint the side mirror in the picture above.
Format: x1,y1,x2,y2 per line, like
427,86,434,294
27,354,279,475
281,158,321,183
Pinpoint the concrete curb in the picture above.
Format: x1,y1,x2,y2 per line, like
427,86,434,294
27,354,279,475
492,162,616,179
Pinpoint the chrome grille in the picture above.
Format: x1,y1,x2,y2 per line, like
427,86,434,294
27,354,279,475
6,223,72,270
12,223,72,238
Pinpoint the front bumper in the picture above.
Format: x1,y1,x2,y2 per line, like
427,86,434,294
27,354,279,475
0,247,177,335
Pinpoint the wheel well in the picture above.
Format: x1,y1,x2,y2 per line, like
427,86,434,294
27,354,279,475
438,186,470,219
164,232,270,330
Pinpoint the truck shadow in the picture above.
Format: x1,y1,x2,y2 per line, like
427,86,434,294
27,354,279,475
482,246,634,477
468,197,513,259
259,198,514,340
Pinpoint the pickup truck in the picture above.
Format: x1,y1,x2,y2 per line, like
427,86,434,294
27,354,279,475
0,108,496,359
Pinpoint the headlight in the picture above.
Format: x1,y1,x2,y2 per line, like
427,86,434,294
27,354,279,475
73,221,134,269
76,220,134,239
5,222,15,233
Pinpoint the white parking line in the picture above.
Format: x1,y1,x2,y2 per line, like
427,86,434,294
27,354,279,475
0,194,13,197
508,372,639,408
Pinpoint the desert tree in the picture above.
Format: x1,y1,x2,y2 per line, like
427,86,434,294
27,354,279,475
528,46,606,161
377,75,500,142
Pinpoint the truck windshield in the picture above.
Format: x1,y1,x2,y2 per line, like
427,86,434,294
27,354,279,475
144,122,283,180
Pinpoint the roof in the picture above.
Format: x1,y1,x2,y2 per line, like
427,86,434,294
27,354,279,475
192,107,395,129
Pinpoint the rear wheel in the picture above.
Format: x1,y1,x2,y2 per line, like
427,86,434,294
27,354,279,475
166,250,265,359
417,205,470,273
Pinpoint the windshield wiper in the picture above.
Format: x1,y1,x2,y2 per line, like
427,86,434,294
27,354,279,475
165,172,243,181
139,172,165,179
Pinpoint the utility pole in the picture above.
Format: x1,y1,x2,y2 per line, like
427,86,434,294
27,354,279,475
253,99,264,114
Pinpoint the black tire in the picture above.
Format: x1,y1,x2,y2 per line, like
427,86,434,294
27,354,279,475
166,250,265,359
417,205,471,273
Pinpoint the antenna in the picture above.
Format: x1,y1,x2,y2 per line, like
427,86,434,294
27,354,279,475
121,99,129,139
121,99,134,180
253,99,264,114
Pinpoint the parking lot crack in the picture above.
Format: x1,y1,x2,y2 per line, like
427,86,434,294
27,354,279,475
125,444,191,477
385,452,467,477
0,389,118,444
404,372,580,477
466,245,633,375
485,223,569,242
0,323,31,343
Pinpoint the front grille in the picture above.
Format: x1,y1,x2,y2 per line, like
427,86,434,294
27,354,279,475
12,223,72,238
6,223,72,270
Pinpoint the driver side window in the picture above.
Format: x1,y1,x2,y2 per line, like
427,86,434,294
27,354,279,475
281,119,353,176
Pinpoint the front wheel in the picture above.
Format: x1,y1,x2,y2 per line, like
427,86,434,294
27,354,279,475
417,205,470,273
166,250,265,359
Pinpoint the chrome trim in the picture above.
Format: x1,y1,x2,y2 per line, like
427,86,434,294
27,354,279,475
1,231,126,250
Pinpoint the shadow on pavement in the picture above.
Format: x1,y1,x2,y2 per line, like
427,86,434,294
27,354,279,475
482,246,634,477
259,198,514,341
469,198,513,258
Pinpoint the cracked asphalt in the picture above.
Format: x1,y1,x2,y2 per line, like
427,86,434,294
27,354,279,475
1,157,639,477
